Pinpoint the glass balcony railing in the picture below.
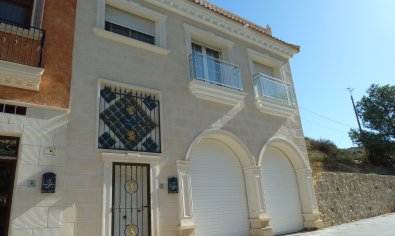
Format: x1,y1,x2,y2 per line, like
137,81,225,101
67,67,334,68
253,73,294,106
189,52,243,91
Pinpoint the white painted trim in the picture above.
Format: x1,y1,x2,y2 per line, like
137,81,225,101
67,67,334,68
0,99,69,112
243,166,272,232
255,97,296,118
247,48,286,68
188,80,246,106
101,152,162,236
258,137,322,229
247,48,290,90
183,23,234,58
0,124,23,137
99,78,164,95
144,0,298,59
247,48,297,118
0,60,44,91
93,27,170,55
258,136,309,170
246,48,286,82
184,23,237,91
185,129,256,167
176,160,195,230
95,0,168,51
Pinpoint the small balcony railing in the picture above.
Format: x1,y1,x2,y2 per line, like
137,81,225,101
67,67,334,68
253,73,294,106
189,52,243,91
0,18,45,67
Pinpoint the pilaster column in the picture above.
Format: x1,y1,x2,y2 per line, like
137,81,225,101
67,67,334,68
244,166,272,236
295,168,323,229
176,160,196,236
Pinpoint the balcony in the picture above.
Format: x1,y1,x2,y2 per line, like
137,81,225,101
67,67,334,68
253,73,296,118
188,52,245,106
0,19,45,91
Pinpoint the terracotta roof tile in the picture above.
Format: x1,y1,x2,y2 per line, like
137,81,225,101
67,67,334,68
187,0,300,52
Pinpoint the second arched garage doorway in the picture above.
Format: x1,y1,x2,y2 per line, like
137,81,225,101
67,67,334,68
261,146,304,235
190,138,250,236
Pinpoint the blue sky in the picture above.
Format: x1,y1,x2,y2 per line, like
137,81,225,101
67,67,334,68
209,0,395,148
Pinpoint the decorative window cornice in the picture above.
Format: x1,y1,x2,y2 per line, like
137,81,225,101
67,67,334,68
143,0,298,59
0,60,44,91
95,0,169,54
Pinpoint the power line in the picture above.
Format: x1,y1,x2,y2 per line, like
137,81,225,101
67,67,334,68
299,106,354,128
301,118,347,134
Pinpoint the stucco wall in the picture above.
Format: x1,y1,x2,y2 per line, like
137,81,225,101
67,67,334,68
69,0,310,234
0,0,76,109
0,108,70,236
314,172,395,227
0,0,319,235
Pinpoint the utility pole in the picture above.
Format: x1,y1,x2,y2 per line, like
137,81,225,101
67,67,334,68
347,88,369,164
347,88,363,132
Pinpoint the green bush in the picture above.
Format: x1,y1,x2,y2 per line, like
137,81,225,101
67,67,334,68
309,138,338,158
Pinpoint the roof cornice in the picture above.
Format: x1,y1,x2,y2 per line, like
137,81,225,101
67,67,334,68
143,0,299,59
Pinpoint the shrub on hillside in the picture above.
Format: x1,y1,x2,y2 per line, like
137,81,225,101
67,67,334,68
309,138,338,158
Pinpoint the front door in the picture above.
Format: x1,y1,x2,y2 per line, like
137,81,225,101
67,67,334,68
0,136,19,236
112,163,151,236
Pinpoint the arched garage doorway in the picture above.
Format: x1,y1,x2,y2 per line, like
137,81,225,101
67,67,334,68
190,138,250,236
261,146,304,235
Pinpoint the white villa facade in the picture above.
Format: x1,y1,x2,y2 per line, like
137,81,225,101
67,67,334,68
1,0,323,235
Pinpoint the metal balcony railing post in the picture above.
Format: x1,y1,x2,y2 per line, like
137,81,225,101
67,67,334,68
0,18,45,68
38,30,45,67
189,52,243,91
254,73,294,106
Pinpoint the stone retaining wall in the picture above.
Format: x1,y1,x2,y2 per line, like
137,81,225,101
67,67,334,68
314,172,395,227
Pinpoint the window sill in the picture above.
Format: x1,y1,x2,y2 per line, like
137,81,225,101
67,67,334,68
255,97,296,118
189,80,246,106
0,60,44,91
93,27,170,55
101,151,162,164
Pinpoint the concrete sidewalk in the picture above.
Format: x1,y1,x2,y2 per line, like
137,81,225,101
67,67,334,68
286,213,395,236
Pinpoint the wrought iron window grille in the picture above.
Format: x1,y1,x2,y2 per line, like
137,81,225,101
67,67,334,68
98,85,161,153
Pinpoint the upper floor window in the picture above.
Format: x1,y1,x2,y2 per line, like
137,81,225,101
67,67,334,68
105,6,155,45
191,43,223,85
247,48,295,114
0,0,45,29
0,0,33,27
93,0,168,55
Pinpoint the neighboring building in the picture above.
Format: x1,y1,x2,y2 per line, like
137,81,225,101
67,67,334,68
0,0,77,236
0,0,323,235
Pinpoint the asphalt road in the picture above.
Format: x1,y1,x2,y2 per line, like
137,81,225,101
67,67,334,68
286,213,395,236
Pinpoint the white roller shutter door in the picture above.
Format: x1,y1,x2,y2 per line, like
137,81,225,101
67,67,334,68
190,139,250,236
262,147,304,235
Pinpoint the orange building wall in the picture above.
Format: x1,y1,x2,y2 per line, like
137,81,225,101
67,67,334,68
0,0,77,109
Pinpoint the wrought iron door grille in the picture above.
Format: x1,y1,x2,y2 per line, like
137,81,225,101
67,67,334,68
112,163,151,236
98,85,161,153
